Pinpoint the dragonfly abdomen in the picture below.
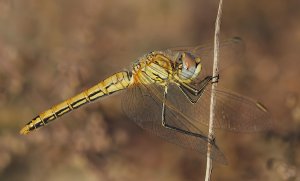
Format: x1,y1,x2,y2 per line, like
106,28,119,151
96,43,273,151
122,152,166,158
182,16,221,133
20,71,132,134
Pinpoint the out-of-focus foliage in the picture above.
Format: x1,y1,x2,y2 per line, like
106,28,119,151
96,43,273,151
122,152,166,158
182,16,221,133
0,0,299,180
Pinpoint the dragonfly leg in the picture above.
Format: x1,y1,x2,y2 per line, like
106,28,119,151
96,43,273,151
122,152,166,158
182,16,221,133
178,85,201,104
179,74,219,103
191,74,220,95
185,76,212,95
161,85,214,143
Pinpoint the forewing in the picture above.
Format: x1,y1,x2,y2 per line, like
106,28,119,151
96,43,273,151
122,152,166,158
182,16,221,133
213,89,272,131
167,83,273,132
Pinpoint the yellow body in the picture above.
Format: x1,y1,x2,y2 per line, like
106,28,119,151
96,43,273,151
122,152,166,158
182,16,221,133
20,51,196,134
20,71,132,134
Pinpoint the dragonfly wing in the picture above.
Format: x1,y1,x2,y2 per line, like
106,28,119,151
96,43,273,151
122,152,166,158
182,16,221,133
167,83,273,132
122,75,227,163
213,89,272,131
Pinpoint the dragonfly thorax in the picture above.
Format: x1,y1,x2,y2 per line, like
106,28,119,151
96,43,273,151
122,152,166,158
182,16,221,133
132,51,174,85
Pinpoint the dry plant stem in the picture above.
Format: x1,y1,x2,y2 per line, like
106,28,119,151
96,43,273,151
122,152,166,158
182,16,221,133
204,0,223,181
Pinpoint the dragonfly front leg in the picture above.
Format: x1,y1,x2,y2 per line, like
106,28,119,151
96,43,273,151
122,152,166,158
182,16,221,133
179,75,219,104
161,85,211,141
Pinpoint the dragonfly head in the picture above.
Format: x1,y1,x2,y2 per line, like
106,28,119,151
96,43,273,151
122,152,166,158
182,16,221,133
174,52,202,83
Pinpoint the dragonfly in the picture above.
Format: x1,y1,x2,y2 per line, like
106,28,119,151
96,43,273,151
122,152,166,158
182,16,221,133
20,38,272,163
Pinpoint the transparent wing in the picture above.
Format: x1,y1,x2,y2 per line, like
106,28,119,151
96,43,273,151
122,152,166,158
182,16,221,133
167,83,272,132
213,89,272,131
122,74,227,163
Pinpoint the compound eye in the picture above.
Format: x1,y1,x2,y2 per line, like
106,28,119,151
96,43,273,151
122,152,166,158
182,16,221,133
182,53,196,70
179,52,197,79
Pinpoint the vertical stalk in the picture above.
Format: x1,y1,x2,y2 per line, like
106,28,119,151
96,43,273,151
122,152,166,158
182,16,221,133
204,0,223,180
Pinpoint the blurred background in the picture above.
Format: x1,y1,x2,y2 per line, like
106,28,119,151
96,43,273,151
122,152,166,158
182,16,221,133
0,0,299,180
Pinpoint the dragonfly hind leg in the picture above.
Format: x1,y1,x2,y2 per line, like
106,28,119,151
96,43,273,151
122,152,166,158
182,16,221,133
161,85,214,143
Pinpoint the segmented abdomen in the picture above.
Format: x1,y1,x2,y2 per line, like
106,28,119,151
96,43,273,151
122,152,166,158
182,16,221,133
20,71,132,134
